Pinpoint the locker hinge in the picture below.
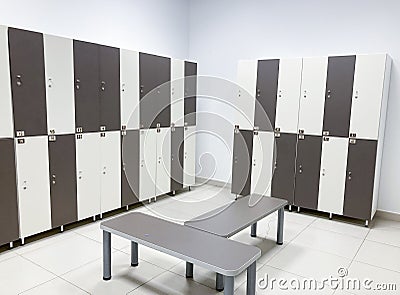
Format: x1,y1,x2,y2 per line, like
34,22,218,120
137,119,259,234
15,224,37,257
298,134,305,140
121,125,126,130
77,134,83,140
171,123,175,131
100,126,106,131
349,138,357,144
76,127,83,133
49,129,56,134
323,131,330,136
298,129,304,134
17,138,25,144
49,135,56,142
16,131,25,137
323,136,329,142
121,130,127,136
275,132,280,138
274,127,280,138
100,132,106,138
253,126,259,135
350,133,357,138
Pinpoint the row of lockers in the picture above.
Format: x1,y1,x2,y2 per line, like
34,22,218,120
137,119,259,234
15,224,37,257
232,129,380,221
236,54,390,140
0,126,196,245
0,25,197,138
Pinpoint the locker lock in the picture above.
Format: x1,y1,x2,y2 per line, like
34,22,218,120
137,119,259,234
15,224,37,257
16,75,22,87
354,91,359,99
122,83,126,92
48,78,53,88
278,90,282,98
348,171,352,180
298,165,303,174
52,175,56,185
327,89,331,99
23,181,27,190
101,81,106,91
75,79,80,90
322,168,325,176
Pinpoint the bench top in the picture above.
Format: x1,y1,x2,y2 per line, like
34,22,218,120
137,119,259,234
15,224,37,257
100,212,261,276
185,195,287,238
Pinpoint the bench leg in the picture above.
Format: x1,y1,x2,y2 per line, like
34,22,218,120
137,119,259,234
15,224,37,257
131,241,138,267
277,207,284,245
216,272,224,291
246,261,256,295
103,231,111,280
250,222,257,237
224,276,234,295
186,262,193,278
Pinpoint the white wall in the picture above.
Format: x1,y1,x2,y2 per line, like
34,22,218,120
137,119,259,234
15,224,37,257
0,0,189,59
189,0,400,214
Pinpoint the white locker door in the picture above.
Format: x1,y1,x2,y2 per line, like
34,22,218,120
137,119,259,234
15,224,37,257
251,131,274,196
16,136,51,238
120,49,139,130
0,26,14,138
349,54,387,140
183,126,196,187
139,129,157,201
156,127,171,196
317,137,348,215
298,57,328,136
236,60,257,130
44,34,75,135
76,133,101,220
171,59,184,127
275,58,302,133
100,131,121,213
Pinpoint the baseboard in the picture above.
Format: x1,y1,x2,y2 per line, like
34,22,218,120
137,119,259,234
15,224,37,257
376,210,400,222
195,177,231,189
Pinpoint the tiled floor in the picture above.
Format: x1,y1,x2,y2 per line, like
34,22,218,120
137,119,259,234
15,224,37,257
1,184,400,294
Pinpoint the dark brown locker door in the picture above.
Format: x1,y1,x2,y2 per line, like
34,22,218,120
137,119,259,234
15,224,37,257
343,139,377,220
48,134,77,228
294,135,322,209
73,40,100,133
184,61,197,126
99,45,120,131
254,59,279,131
0,139,19,245
231,129,253,196
8,28,47,136
121,130,140,206
323,56,355,137
271,133,297,204
171,127,184,191
139,53,171,128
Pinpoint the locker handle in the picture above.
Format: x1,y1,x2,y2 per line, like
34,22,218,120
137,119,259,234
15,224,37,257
348,171,352,180
76,79,80,90
299,165,303,174
122,83,126,92
52,174,56,185
48,78,53,88
16,75,22,87
101,81,106,91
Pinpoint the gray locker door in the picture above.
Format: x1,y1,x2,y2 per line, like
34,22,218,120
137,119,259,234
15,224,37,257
254,59,279,131
294,135,322,209
271,133,297,204
323,56,356,137
171,127,184,191
99,45,121,131
343,139,377,220
8,27,47,137
48,134,77,228
121,130,140,206
73,40,100,133
0,139,19,245
231,129,253,196
184,61,197,126
139,53,171,128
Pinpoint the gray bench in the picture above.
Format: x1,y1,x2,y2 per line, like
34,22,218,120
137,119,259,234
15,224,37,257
184,194,287,291
100,212,261,295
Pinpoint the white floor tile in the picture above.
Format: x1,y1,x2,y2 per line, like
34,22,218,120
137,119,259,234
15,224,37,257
371,218,400,230
366,226,400,248
0,255,55,294
0,249,17,263
76,226,131,250
311,218,370,239
284,211,318,226
62,251,166,295
20,277,88,295
355,240,400,272
259,218,309,243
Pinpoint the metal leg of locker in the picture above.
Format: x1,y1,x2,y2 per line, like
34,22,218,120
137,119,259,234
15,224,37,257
235,194,238,201
188,186,191,191
289,205,292,212
61,225,64,232
100,213,103,219
154,196,157,202
216,273,224,291
9,242,13,249
126,205,129,211
297,207,301,213
149,199,151,204
365,220,369,228
172,190,176,196
329,213,333,220
93,216,96,222
250,223,257,237
21,238,25,245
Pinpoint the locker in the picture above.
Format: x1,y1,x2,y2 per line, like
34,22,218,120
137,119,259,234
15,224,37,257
99,45,121,131
349,54,388,140
16,136,51,238
251,131,274,196
231,129,253,196
294,135,322,210
236,60,257,130
100,131,121,213
44,35,75,135
0,26,14,138
343,139,377,220
271,133,297,204
171,126,184,191
254,59,279,131
139,53,171,128
156,127,171,196
317,137,348,215
73,40,100,133
48,134,77,228
298,57,328,136
139,129,157,200
183,126,196,187
184,61,197,126
9,27,47,137
171,59,185,127
323,55,356,137
120,49,140,130
0,139,19,245
76,133,101,220
275,58,302,133
121,130,140,206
